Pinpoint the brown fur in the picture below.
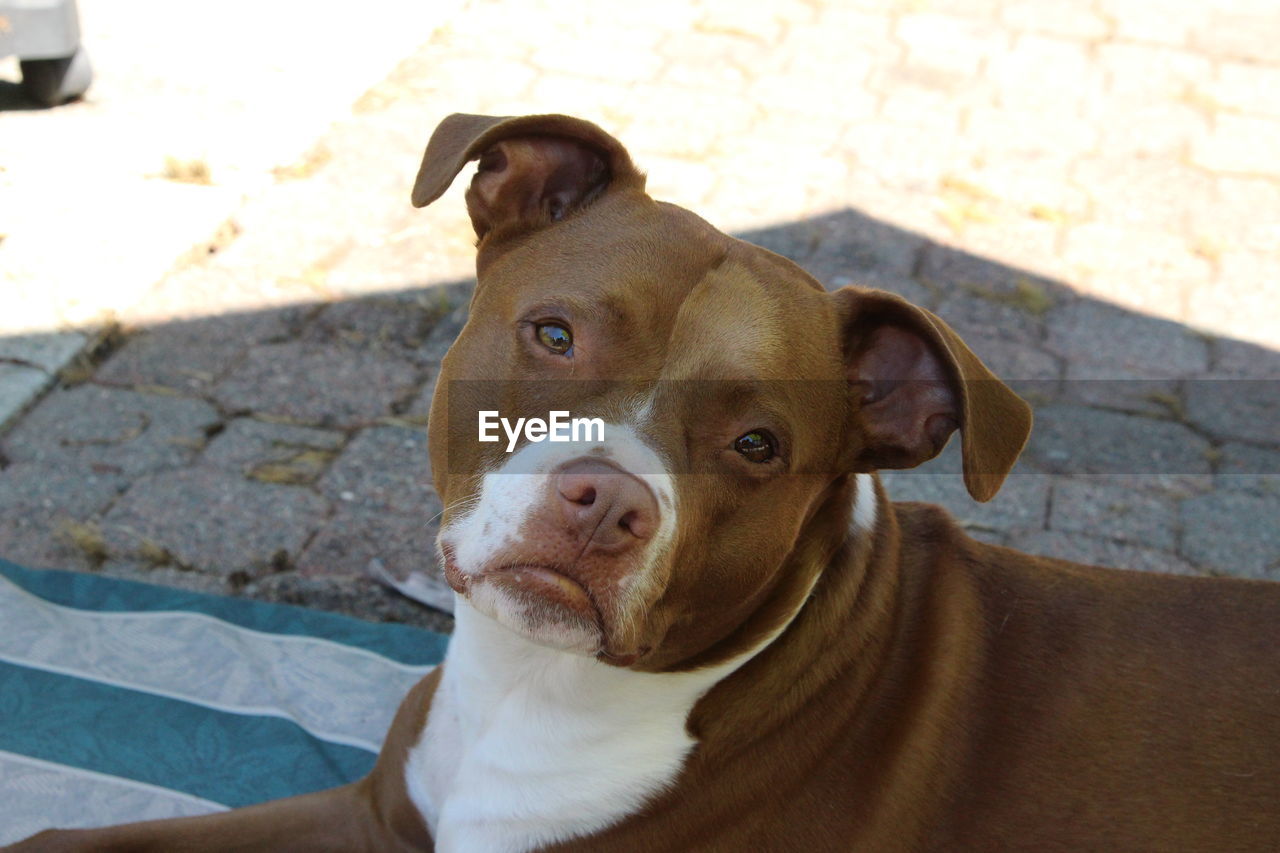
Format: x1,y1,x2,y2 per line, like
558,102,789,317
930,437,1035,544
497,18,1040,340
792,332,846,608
10,113,1278,853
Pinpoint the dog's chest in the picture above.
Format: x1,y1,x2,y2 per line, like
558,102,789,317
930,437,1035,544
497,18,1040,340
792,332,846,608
405,607,729,853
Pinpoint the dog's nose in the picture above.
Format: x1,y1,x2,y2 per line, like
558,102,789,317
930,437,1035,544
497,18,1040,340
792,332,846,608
555,459,659,549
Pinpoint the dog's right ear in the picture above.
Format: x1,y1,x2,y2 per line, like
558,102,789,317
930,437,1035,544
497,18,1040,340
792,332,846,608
411,113,645,239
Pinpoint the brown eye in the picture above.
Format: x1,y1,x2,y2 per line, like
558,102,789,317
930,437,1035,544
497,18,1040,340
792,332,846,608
536,323,573,355
734,430,776,463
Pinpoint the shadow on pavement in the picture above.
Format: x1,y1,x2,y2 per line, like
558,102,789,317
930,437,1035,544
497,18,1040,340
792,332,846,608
0,208,1277,630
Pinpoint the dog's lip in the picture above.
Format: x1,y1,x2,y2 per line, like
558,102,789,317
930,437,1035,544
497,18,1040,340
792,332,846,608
485,562,601,626
441,545,650,665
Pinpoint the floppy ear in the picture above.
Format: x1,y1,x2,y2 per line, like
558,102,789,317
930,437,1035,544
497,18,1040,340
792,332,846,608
411,113,645,239
834,287,1033,502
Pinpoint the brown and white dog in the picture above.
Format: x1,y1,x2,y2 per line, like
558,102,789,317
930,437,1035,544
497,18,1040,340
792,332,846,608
12,114,1280,852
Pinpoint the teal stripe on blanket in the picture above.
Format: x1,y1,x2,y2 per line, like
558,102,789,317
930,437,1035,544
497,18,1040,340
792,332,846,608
0,559,448,666
0,660,376,808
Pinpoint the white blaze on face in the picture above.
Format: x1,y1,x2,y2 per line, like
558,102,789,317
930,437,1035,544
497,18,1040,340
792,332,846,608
438,423,676,651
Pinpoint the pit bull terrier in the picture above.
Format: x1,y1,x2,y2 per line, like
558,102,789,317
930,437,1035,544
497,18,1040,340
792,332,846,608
12,113,1279,852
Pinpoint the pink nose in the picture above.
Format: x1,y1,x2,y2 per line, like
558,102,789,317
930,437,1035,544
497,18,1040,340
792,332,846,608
555,459,659,550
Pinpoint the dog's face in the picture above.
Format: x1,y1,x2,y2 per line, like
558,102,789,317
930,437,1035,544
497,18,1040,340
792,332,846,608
413,114,1031,672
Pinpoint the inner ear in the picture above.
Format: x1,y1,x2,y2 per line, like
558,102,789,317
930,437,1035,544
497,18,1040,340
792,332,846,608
849,325,960,471
466,136,609,239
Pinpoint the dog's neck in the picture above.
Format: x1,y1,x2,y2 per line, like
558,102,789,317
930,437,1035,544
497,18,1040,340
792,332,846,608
686,470,901,749
408,474,887,852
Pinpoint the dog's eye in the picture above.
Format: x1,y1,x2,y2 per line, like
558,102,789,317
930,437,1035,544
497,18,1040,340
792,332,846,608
734,430,776,463
536,323,573,355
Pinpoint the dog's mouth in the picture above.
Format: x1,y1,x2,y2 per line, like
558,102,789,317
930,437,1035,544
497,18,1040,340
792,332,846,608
442,546,647,665
482,563,601,626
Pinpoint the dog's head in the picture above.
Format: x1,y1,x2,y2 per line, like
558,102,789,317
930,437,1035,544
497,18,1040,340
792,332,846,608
413,113,1032,671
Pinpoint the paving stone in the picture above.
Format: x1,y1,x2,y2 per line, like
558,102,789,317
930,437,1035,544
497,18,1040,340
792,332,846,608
965,106,1099,160
1205,61,1280,118
1059,364,1180,419
960,158,1090,226
932,289,1047,348
1181,491,1280,579
320,426,437,517
836,120,973,190
1212,337,1280,379
1190,6,1280,64
864,60,990,112
201,418,346,484
0,462,126,517
1097,43,1213,100
1192,114,1280,177
97,307,310,394
922,244,1056,345
0,331,88,373
1196,178,1280,255
0,364,52,431
747,64,885,122
986,34,1099,112
877,87,973,132
1011,530,1200,576
787,211,929,299
244,572,454,632
1187,252,1280,347
301,295,438,358
1000,0,1108,38
96,561,233,596
297,503,442,583
896,13,1008,76
1074,156,1215,232
880,465,1050,536
1216,443,1280,497
1,387,221,477
1183,377,1279,446
1090,97,1209,158
1045,300,1209,376
214,342,423,428
1025,404,1212,481
1061,223,1213,318
415,300,470,368
1097,0,1210,47
1048,477,1180,550
0,515,95,572
100,468,330,576
962,336,1060,383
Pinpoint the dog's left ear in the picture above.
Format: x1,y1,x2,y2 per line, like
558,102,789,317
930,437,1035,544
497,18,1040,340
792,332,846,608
411,113,645,239
834,287,1032,502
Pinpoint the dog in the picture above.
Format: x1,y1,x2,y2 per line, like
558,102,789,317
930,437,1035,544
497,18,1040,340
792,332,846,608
11,113,1279,852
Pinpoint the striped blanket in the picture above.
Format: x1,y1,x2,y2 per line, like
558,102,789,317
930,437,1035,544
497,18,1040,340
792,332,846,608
0,560,447,843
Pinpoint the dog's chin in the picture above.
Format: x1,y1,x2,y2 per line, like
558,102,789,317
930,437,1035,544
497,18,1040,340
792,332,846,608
465,574,604,656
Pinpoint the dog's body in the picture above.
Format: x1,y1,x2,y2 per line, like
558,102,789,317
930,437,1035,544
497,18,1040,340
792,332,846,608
11,114,1279,853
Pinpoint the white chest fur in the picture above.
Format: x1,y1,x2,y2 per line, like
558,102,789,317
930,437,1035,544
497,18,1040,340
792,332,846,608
406,475,878,852
404,604,753,853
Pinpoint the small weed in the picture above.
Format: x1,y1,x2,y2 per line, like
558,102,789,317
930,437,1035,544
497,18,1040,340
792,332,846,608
1029,204,1071,224
272,144,332,181
162,156,213,185
1190,235,1224,263
961,277,1054,318
1144,391,1186,421
247,448,336,485
56,519,108,563
138,538,172,566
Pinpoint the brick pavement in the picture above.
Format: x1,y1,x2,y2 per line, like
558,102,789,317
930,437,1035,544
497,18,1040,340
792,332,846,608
0,0,1277,628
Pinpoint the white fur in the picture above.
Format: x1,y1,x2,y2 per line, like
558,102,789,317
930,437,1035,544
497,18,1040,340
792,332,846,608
851,472,878,533
405,602,787,852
